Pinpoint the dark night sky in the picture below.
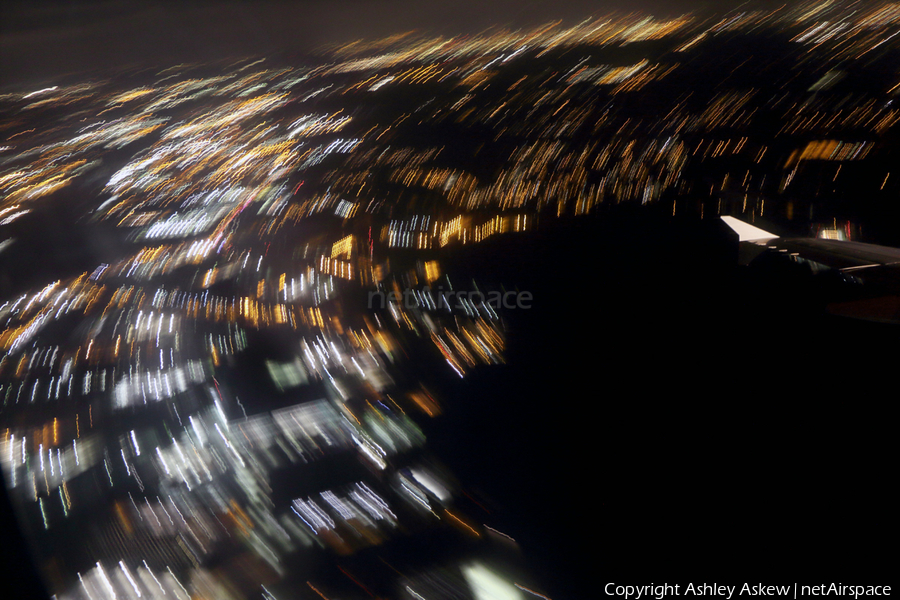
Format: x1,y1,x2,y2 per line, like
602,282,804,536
1,0,784,86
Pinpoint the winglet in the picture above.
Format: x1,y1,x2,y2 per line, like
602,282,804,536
721,216,778,243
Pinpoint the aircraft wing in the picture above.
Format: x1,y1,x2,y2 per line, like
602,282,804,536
721,215,900,322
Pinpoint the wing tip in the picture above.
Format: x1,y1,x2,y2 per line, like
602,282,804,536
721,216,778,243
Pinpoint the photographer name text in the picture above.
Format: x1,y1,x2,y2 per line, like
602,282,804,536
604,584,891,600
